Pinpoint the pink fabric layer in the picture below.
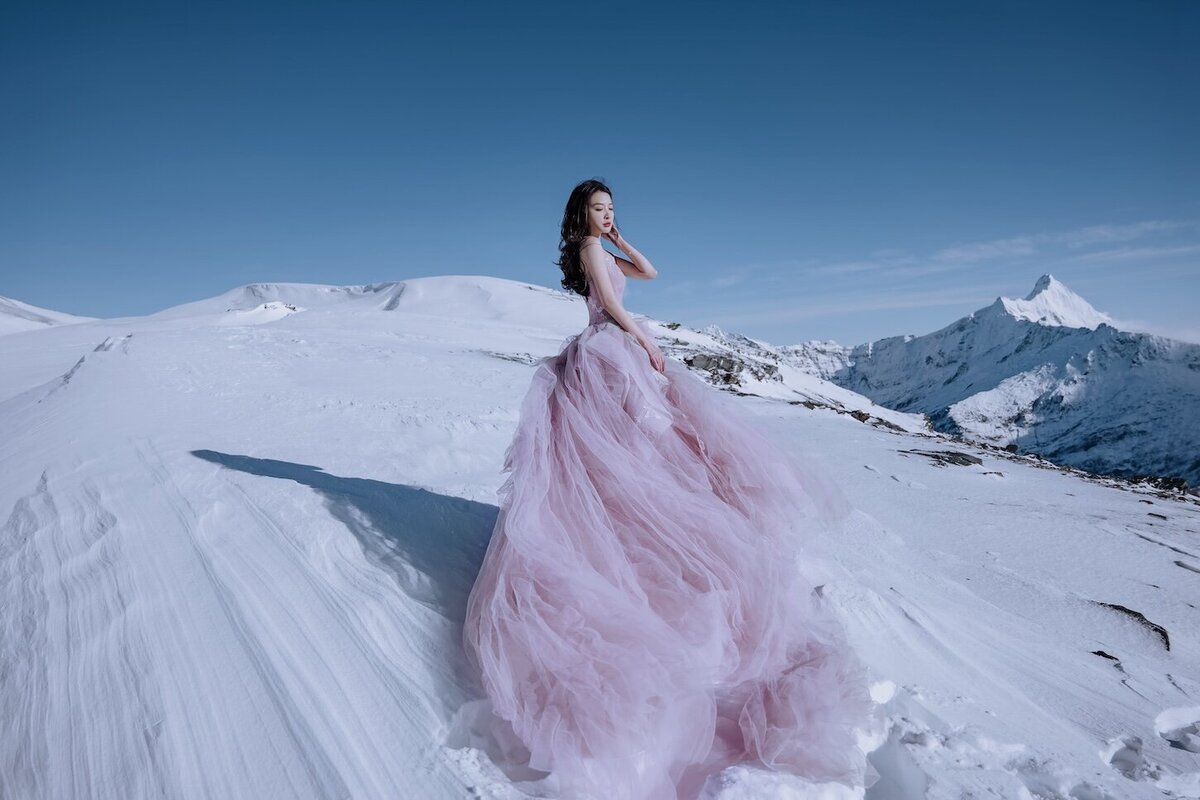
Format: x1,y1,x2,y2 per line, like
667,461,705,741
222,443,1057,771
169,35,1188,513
462,251,874,799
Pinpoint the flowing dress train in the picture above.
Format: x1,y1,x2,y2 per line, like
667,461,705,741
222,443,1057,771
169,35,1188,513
462,246,875,799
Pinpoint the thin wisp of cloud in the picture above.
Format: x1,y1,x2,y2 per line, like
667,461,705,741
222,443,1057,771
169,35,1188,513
697,217,1199,290
676,284,1011,332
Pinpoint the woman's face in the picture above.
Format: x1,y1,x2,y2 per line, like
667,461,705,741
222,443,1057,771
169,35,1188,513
586,191,613,236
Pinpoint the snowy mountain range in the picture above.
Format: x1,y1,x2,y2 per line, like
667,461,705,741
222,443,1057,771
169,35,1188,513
2,277,1199,797
804,275,1200,489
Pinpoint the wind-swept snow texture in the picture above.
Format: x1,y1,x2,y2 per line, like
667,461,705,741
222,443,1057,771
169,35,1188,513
831,275,1200,488
2,277,1199,799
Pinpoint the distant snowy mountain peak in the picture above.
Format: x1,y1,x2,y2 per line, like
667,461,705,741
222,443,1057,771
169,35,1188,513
827,277,1200,487
993,273,1114,330
0,294,98,337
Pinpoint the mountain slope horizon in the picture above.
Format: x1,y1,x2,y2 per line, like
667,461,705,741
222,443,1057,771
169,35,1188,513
0,294,99,337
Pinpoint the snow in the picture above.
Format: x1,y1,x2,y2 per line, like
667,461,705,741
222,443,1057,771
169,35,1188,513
825,276,1200,488
778,340,854,382
998,274,1115,330
0,294,98,337
945,365,1061,444
2,277,1199,799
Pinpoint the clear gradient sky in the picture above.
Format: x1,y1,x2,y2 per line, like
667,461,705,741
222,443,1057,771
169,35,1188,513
2,1,1196,345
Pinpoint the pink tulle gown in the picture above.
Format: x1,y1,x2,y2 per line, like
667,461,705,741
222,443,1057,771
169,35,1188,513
462,238,875,799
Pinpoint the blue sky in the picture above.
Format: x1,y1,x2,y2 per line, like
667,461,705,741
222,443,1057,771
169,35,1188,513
2,1,1196,345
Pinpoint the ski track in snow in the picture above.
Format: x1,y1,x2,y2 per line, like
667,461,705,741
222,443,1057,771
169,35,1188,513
1,282,1199,799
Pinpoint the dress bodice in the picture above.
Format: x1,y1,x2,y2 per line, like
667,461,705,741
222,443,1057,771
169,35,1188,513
584,243,625,326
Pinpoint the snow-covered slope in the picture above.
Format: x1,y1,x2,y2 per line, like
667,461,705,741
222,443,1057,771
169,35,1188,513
147,277,588,329
0,294,98,337
2,275,1199,799
829,275,1200,489
778,339,854,381
133,279,927,437
658,323,925,434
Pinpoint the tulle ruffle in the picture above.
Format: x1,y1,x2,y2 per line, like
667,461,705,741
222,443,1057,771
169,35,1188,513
462,317,875,799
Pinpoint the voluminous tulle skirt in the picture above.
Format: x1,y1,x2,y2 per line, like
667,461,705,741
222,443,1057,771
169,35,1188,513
462,317,875,799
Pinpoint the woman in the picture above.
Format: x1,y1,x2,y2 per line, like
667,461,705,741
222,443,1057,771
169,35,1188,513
462,178,876,799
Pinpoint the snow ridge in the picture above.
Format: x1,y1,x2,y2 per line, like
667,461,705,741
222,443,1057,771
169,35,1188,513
995,273,1115,329
0,295,98,337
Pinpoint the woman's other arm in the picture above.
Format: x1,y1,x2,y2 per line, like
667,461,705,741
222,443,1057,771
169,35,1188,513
606,227,657,279
580,242,665,372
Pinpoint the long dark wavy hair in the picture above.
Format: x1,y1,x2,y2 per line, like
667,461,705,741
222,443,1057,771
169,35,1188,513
556,178,617,297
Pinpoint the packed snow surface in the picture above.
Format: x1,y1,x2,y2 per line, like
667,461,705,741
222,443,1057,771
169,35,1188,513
2,276,1199,799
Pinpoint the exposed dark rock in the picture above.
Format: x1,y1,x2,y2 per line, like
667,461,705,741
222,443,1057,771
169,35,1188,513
898,449,984,467
1091,601,1170,650
479,350,541,365
1090,650,1127,673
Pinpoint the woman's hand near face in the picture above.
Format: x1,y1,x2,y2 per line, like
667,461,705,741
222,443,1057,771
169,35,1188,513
604,226,657,279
